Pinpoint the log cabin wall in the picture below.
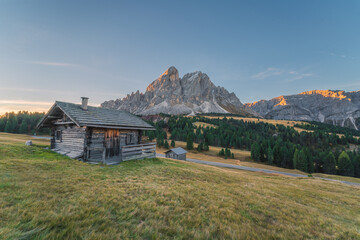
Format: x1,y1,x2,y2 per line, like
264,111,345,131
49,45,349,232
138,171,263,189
86,128,105,162
86,128,141,162
51,125,86,158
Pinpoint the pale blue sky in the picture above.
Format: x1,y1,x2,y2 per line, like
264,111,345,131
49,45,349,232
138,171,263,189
0,0,359,114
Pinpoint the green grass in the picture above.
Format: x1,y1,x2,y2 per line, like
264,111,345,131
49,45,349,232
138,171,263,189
0,134,360,239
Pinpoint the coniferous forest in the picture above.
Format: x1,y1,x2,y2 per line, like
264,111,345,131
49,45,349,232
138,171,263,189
145,116,360,178
0,111,49,135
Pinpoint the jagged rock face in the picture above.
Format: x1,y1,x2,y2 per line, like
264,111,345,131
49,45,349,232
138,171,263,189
101,66,250,115
245,90,360,130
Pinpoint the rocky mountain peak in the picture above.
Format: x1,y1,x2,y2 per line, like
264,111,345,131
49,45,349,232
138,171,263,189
299,90,350,101
245,90,360,130
101,66,251,116
146,66,179,92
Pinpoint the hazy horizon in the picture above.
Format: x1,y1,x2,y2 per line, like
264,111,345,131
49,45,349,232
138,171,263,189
1,0,359,114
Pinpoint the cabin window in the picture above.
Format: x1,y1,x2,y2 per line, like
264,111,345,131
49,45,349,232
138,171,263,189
55,130,62,142
126,133,136,145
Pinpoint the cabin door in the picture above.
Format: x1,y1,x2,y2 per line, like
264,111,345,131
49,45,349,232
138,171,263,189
104,130,120,162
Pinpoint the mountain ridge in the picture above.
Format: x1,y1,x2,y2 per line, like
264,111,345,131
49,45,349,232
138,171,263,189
101,66,253,116
245,89,360,130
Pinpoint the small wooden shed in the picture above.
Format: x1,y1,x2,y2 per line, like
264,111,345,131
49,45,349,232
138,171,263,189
37,97,156,164
165,147,187,160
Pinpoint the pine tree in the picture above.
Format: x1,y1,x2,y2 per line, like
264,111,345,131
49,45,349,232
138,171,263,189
353,155,360,178
225,148,231,157
164,140,169,149
219,148,225,156
293,149,299,169
251,142,261,162
197,142,204,152
267,147,274,164
338,151,354,176
4,119,15,133
323,152,336,174
157,135,164,147
19,119,28,134
203,142,209,151
148,131,155,141
171,140,175,147
293,149,308,172
186,133,194,150
0,119,5,132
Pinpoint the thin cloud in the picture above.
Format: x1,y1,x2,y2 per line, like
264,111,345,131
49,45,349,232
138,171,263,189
281,73,313,83
251,68,284,80
28,61,79,67
329,52,356,60
252,67,312,83
0,100,53,105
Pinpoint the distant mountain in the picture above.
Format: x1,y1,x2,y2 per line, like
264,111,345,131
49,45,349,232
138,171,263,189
101,66,253,116
245,90,360,130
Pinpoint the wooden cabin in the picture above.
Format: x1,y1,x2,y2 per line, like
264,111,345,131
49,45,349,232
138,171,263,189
165,147,187,160
37,97,156,164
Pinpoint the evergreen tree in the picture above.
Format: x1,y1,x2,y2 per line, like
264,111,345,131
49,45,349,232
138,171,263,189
0,119,5,132
203,142,209,151
171,140,175,147
197,142,204,152
353,155,360,178
157,135,164,147
338,151,354,176
267,147,274,164
225,148,231,158
323,152,336,174
186,133,194,150
251,142,261,162
219,148,225,156
19,119,28,134
293,149,308,172
164,140,169,149
293,149,299,170
148,131,155,141
4,119,15,133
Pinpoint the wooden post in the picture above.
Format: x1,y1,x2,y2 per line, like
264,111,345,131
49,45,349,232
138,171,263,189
102,147,106,164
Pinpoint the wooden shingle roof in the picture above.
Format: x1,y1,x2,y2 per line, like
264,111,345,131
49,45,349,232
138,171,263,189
165,147,187,155
37,101,155,130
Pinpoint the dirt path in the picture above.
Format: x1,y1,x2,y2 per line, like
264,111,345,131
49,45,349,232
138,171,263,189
156,153,360,186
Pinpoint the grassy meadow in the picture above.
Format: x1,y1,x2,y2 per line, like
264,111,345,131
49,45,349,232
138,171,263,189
0,133,360,239
158,140,312,176
200,116,313,133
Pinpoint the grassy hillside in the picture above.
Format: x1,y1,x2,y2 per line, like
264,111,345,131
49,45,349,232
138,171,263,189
1,134,360,239
157,140,360,184
202,115,312,133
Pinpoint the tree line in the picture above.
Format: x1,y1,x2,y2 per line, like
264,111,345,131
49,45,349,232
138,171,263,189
295,121,360,137
0,111,49,135
145,116,360,178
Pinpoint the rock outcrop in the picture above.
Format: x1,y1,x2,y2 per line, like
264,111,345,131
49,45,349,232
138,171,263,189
245,90,360,130
101,66,251,116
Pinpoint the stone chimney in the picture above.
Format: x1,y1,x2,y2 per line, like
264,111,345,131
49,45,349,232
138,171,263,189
81,97,89,110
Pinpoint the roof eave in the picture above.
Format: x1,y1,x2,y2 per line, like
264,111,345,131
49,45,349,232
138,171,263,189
85,124,155,131
36,102,57,129
36,102,80,129
55,102,81,127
